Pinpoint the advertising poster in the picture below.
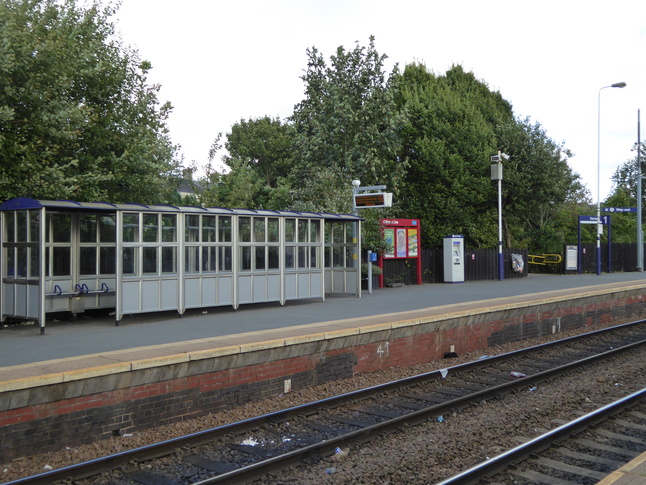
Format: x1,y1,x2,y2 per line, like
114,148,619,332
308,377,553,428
408,229,418,257
396,228,407,257
384,228,395,258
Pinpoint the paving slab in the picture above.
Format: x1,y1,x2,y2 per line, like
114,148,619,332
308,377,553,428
1,272,645,369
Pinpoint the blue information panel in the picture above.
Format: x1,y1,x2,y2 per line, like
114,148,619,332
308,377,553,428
602,207,637,213
578,215,610,224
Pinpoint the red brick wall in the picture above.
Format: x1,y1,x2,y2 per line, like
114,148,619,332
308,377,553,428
0,291,644,461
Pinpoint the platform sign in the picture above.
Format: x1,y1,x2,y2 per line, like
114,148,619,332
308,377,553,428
602,207,637,213
578,215,610,224
577,215,612,274
565,245,578,271
353,192,393,209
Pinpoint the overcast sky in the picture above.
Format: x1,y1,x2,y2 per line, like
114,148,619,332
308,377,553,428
114,0,646,202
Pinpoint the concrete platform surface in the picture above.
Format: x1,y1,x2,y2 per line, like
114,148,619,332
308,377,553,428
2,272,646,370
597,452,646,485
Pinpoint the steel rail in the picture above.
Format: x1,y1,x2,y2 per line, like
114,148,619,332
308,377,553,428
435,387,646,485
5,320,645,485
190,338,646,484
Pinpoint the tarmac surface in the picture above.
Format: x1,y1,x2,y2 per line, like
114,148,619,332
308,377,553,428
2,272,646,368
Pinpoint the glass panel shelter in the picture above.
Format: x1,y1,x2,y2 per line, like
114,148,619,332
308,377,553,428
0,198,361,334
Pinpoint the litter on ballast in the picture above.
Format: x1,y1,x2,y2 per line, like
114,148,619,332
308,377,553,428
331,447,349,461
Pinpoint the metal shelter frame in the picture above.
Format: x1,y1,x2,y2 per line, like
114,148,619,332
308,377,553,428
0,198,362,333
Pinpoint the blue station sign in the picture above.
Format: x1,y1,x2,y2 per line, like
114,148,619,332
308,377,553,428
602,207,637,213
578,215,610,224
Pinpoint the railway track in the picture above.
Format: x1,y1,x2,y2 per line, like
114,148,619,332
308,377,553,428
438,388,646,485
7,320,646,485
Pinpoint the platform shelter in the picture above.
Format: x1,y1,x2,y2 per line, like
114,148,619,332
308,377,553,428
0,198,361,333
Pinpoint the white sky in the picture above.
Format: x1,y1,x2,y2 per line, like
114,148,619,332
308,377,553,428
114,0,646,202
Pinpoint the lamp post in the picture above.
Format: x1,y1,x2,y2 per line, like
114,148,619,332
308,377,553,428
491,151,508,281
637,109,643,272
597,82,627,275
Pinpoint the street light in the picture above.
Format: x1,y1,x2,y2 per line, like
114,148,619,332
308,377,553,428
491,151,508,281
597,81,627,275
636,109,643,272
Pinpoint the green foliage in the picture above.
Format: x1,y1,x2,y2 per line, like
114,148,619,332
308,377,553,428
0,0,181,203
609,144,645,202
224,116,293,188
198,130,293,211
497,118,589,252
393,63,588,252
605,145,646,243
202,40,588,256
394,63,508,248
289,36,407,213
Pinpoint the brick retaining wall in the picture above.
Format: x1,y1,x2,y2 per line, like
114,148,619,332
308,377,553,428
0,287,644,461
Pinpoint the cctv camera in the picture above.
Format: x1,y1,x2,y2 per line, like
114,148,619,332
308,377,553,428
352,179,361,187
501,153,510,161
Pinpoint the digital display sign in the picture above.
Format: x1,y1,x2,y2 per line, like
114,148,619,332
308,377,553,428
353,192,392,208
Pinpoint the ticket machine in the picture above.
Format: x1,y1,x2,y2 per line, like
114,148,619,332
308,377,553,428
443,235,464,283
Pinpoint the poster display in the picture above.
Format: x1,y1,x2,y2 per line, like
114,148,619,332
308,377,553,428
379,218,422,287
408,229,418,257
396,229,407,257
384,229,395,258
383,226,419,259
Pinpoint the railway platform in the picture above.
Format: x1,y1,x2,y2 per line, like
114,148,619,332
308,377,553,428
1,272,646,463
598,452,646,484
2,271,646,368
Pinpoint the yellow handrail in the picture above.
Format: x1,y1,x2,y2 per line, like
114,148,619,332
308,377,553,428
528,254,562,266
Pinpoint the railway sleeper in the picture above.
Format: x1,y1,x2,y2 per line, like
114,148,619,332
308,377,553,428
594,427,646,445
451,381,487,392
511,467,580,485
573,437,640,458
307,422,354,435
614,417,646,431
125,469,182,485
399,391,447,404
431,388,469,398
382,397,427,410
460,375,507,386
226,443,276,458
183,455,238,474
327,415,374,428
532,455,608,481
554,446,625,467
352,405,404,419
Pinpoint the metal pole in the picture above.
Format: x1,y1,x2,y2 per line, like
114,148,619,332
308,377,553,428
498,171,504,281
597,82,627,275
367,250,373,294
638,109,643,271
597,87,603,275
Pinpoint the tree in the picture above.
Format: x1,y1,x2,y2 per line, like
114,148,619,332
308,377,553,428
604,144,646,243
394,63,511,248
496,117,588,252
224,116,293,189
393,63,587,252
608,142,645,201
289,36,406,213
0,0,181,203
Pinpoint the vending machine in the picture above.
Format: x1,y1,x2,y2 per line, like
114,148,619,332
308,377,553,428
443,235,464,283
